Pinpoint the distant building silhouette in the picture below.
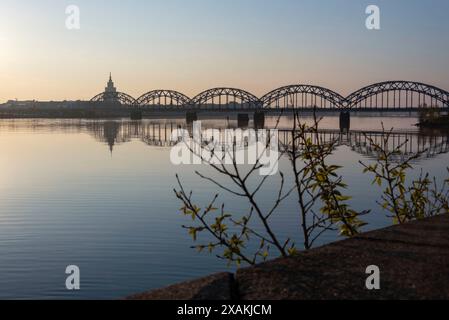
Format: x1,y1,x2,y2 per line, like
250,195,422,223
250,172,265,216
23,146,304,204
104,73,119,103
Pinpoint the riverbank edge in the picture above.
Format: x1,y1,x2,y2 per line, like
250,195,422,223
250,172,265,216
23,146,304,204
127,214,449,300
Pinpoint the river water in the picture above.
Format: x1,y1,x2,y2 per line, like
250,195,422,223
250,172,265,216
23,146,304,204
0,115,447,299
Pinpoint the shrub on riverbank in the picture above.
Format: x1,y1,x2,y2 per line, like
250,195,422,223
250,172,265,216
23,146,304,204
174,113,449,266
418,106,449,128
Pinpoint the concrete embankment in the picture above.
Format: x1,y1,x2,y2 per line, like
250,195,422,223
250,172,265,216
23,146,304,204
128,214,449,300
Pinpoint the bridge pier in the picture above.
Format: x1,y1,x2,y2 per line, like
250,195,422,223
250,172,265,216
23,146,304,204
238,114,250,128
186,111,198,124
254,111,265,129
130,109,143,120
339,111,350,133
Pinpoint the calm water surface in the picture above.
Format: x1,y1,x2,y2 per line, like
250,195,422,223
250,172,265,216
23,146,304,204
0,115,448,299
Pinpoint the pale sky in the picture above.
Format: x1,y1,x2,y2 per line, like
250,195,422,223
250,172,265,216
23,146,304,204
1,0,449,102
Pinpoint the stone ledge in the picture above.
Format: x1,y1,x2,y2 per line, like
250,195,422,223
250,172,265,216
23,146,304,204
237,214,449,299
127,214,449,300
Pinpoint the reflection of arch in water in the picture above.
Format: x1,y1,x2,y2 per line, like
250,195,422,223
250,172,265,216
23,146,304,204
345,130,449,159
83,120,449,161
139,122,179,147
86,121,180,148
262,129,449,161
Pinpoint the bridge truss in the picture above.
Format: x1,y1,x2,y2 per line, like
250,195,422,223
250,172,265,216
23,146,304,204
345,81,449,110
136,90,191,108
190,88,261,110
89,81,449,111
90,92,137,106
261,85,345,109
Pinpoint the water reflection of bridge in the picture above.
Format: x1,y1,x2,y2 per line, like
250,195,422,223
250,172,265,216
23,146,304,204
86,121,449,160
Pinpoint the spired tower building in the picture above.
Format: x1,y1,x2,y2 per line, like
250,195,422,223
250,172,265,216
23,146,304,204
104,73,119,103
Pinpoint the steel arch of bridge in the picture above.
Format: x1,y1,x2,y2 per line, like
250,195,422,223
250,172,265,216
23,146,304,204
190,88,261,110
136,90,191,108
88,81,449,110
90,92,137,106
261,85,345,109
345,81,449,109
